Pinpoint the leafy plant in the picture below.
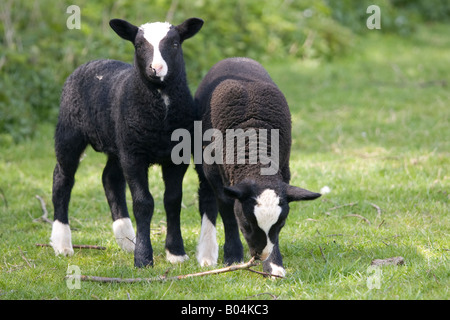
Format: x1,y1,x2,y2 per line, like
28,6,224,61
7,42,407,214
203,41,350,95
0,0,446,142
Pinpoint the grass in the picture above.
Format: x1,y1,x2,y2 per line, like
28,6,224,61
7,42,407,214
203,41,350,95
0,23,449,300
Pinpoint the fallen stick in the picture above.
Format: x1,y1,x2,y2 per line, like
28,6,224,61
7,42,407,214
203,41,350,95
73,257,282,283
328,202,358,211
371,256,405,266
34,195,53,224
370,203,382,220
247,268,284,279
36,243,106,250
344,214,371,225
318,245,327,263
18,246,34,268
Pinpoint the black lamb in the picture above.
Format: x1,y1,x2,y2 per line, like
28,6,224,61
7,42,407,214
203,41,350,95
195,57,321,276
50,17,203,267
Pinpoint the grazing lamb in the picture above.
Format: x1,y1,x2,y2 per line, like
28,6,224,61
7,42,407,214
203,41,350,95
194,57,321,276
50,17,203,267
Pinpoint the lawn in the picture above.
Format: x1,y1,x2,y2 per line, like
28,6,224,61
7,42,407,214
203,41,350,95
0,23,448,301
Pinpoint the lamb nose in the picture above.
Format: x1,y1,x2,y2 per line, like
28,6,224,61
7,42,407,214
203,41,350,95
151,63,163,74
148,66,157,76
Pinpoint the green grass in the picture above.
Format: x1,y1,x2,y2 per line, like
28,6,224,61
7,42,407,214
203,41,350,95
0,23,448,300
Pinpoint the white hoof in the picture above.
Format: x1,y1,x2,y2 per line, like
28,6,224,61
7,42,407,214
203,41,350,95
112,218,136,252
269,263,286,278
166,250,189,263
50,220,74,256
196,214,218,267
197,255,218,267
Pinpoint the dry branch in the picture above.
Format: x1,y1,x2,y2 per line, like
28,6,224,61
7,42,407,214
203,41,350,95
36,243,106,250
73,257,282,283
34,195,53,224
18,246,34,268
318,245,327,263
371,256,405,266
370,203,382,217
328,202,358,211
344,214,371,225
247,268,284,279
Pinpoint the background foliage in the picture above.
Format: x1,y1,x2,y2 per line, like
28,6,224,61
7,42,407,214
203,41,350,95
1,0,449,142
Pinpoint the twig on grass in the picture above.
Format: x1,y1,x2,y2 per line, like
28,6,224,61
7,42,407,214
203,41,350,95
370,202,382,219
371,256,405,266
73,257,283,283
36,243,106,250
161,267,171,279
309,249,317,263
18,246,34,268
344,214,371,225
33,195,53,224
427,270,439,284
318,245,327,263
247,268,284,279
328,202,358,211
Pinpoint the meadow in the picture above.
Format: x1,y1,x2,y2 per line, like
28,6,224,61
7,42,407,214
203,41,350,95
0,18,449,300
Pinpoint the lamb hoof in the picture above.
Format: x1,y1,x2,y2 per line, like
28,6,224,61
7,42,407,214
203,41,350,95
197,254,218,267
266,262,286,278
166,250,189,264
52,245,74,257
196,214,218,267
50,220,74,256
134,256,153,268
116,238,135,252
112,218,136,252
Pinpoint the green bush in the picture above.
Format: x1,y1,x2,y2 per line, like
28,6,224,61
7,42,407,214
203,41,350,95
0,0,355,142
392,0,450,21
1,0,444,142
327,0,450,35
328,0,421,34
176,0,353,83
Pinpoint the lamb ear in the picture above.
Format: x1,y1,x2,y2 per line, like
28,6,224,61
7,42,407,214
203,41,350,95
224,183,253,201
286,185,321,202
110,19,139,43
175,17,204,43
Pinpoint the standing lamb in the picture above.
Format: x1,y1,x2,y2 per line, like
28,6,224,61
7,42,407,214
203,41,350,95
195,57,321,276
50,17,203,267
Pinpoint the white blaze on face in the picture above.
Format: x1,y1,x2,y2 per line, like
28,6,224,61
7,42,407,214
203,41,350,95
140,22,172,80
254,189,282,261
